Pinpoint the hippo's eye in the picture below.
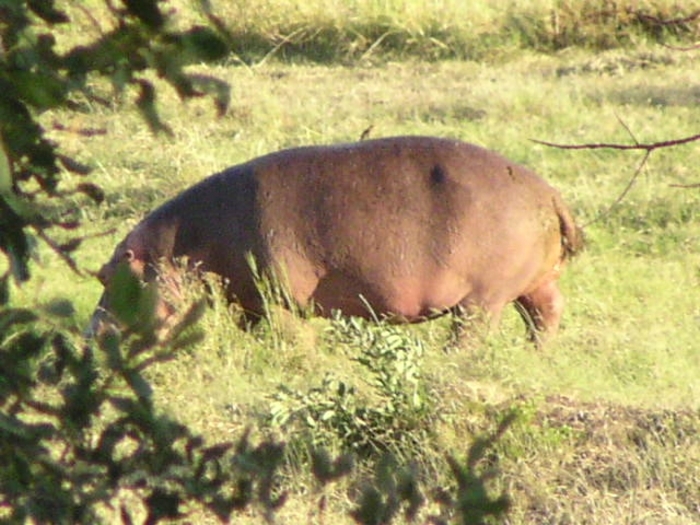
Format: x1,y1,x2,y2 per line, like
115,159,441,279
124,249,135,262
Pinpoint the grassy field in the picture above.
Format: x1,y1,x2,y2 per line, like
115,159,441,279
14,1,700,523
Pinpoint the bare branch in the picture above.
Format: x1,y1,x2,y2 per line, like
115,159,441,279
531,132,700,152
534,130,700,227
635,9,700,27
662,42,700,51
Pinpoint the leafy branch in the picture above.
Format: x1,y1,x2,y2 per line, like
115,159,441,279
0,0,231,299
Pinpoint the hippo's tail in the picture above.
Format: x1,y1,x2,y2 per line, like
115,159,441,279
553,194,584,260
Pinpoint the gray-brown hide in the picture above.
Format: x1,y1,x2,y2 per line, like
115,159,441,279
91,136,581,343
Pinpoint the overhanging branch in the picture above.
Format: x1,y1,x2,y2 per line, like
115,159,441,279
532,131,700,227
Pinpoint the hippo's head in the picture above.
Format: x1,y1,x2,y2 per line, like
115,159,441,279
87,227,176,338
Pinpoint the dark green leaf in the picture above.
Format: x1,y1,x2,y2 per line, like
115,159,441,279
27,0,69,23
0,275,8,305
100,328,124,370
62,379,101,430
231,478,254,509
11,70,67,110
42,298,75,317
58,154,92,176
125,370,153,401
207,496,236,522
166,72,197,99
95,424,127,462
0,307,39,331
179,26,228,62
189,74,230,116
123,0,165,29
58,238,82,253
397,468,424,521
201,442,233,462
109,396,136,414
170,330,204,352
120,505,135,525
333,453,354,479
145,489,182,523
106,263,157,331
107,262,145,328
2,185,45,223
350,486,384,525
311,448,333,483
134,283,160,334
76,182,105,203
136,80,173,135
2,231,31,283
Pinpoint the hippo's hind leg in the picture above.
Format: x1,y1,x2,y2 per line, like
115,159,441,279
515,279,565,347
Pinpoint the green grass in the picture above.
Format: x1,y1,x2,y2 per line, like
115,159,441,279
204,0,700,63
13,3,700,523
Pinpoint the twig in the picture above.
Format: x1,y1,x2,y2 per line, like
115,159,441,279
52,122,107,137
33,227,83,276
583,150,651,227
670,182,700,188
614,113,638,145
75,3,106,36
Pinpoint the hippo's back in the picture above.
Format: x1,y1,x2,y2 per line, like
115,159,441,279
234,136,568,318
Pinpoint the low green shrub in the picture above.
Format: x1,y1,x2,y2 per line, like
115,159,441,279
268,315,436,460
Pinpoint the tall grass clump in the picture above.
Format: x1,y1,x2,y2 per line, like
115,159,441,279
205,0,700,63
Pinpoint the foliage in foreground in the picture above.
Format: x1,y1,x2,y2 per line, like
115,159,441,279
3,1,698,523
0,0,230,298
0,268,511,524
0,3,513,522
270,314,436,459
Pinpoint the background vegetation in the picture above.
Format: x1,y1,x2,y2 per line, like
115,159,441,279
2,0,700,523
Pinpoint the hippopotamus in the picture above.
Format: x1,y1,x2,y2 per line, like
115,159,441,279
90,136,581,344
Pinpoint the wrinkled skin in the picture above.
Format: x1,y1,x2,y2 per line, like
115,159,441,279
89,136,582,345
